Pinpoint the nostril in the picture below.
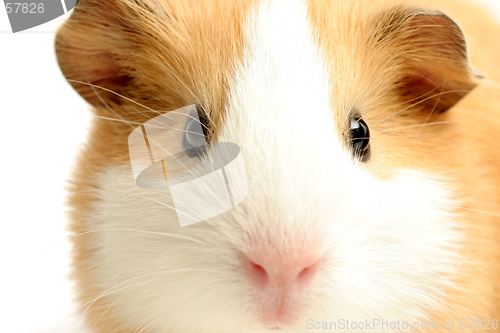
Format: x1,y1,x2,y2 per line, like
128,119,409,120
296,260,320,285
245,257,269,287
250,262,266,276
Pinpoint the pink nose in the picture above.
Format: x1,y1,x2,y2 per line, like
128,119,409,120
244,252,320,290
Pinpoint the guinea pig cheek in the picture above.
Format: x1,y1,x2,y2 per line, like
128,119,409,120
318,169,464,323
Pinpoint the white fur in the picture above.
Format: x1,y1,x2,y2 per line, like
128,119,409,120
82,0,463,331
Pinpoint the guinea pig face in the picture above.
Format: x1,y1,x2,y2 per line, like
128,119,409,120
58,0,484,331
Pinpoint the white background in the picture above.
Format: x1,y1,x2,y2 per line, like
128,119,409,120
1,1,500,333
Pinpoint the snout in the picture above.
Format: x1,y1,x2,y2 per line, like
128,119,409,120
241,238,322,327
244,252,320,291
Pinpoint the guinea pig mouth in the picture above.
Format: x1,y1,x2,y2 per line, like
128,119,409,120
266,325,284,330
257,298,301,327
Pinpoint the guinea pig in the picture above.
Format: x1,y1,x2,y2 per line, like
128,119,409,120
55,0,500,331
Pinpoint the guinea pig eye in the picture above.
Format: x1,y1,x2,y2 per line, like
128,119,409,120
185,119,206,147
349,117,370,160
183,118,207,156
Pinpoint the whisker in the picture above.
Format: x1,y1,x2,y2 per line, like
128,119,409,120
59,266,217,333
129,53,217,130
167,110,212,136
399,77,448,154
67,189,101,194
35,227,210,265
345,71,449,126
379,88,464,123
380,84,500,132
383,78,448,122
371,275,461,321
67,79,164,115
345,73,385,125
379,76,453,120
92,115,168,129
452,253,500,290
133,279,229,333
93,108,211,142
127,105,162,119
56,271,170,333
455,206,500,219
89,287,128,331
92,113,209,143
379,118,500,133
89,81,136,132
136,194,201,222
74,79,194,173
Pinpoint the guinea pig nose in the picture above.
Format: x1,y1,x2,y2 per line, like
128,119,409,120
244,252,320,290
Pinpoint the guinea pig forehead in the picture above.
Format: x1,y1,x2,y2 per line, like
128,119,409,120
219,0,341,147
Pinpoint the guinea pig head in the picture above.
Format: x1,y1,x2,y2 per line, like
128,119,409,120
56,0,500,332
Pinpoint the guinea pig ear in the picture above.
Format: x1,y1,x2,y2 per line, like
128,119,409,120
387,9,480,113
55,0,140,107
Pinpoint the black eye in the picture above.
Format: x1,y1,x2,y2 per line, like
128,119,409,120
350,117,370,159
184,118,206,150
183,107,210,158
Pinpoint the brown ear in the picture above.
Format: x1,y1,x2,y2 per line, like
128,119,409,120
384,9,480,113
55,0,141,107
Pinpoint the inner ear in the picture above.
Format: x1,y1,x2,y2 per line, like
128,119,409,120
389,9,480,113
399,64,477,114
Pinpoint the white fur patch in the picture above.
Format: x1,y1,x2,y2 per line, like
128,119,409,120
81,0,463,332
